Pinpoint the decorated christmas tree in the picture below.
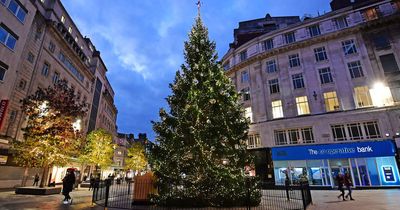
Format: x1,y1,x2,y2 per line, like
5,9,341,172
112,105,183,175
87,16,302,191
151,15,260,207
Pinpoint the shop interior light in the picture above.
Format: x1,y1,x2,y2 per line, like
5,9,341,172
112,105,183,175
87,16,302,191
385,133,390,137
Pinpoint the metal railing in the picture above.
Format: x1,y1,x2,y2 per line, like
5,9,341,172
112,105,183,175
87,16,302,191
93,179,312,210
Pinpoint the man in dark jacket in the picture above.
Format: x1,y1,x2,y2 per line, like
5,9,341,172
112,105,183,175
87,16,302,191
336,173,345,201
344,172,354,200
62,171,75,204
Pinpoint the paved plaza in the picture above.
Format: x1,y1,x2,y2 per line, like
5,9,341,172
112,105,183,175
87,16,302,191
0,188,399,210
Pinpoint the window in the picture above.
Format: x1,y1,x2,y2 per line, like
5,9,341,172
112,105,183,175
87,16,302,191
289,54,300,68
301,128,314,143
263,39,274,51
74,36,78,43
372,34,390,49
334,16,348,29
364,121,381,139
342,40,357,55
48,41,55,53
274,127,314,145
41,63,49,77
0,24,18,50
347,61,364,78
272,100,284,119
364,8,378,21
223,62,230,71
284,32,296,44
266,60,277,73
58,52,84,82
314,47,328,62
245,107,253,123
332,125,347,141
240,50,247,62
18,79,26,90
308,24,321,37
27,52,35,63
292,73,305,89
242,87,250,101
288,129,300,144
268,79,279,94
0,61,8,81
347,123,363,140
52,72,60,84
7,0,27,23
318,67,333,84
241,71,249,83
61,15,65,23
296,96,310,115
379,54,399,73
0,0,6,5
324,91,340,111
274,130,287,145
247,134,261,148
354,86,372,108
68,26,72,34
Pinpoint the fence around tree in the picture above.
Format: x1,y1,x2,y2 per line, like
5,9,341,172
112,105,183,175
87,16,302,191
92,179,312,210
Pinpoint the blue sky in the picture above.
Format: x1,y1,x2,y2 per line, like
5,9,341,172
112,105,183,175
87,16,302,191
62,0,331,140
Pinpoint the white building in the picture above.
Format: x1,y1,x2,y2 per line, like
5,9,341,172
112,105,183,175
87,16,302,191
222,0,400,188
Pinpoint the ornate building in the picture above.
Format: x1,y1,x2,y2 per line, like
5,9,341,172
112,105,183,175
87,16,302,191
222,0,400,187
0,0,118,188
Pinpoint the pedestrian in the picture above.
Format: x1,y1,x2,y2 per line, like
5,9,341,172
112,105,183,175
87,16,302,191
336,173,345,201
33,173,39,186
344,172,354,200
285,173,291,201
62,171,75,204
89,175,94,191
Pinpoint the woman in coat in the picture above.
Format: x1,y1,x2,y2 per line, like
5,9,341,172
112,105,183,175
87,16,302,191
62,171,76,204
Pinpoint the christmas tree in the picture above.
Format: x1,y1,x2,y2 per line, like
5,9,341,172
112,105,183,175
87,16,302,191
151,16,261,207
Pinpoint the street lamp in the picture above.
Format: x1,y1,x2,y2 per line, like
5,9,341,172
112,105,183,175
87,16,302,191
72,119,81,132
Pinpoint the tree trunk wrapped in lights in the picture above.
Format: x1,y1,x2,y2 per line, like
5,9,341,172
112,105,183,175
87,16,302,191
10,80,86,188
151,16,261,207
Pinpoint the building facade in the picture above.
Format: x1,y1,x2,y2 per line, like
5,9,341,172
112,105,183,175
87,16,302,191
222,0,400,188
0,0,118,187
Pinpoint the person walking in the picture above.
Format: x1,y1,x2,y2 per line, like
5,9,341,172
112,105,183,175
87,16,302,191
344,172,354,200
62,171,75,204
89,175,94,191
33,173,39,186
336,173,346,201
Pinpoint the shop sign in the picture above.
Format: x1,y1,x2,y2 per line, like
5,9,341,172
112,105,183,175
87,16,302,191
0,100,9,129
0,155,8,165
272,140,396,161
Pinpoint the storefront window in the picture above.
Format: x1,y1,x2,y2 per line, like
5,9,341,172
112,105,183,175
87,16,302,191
366,158,380,186
375,156,400,185
274,161,289,185
289,160,307,185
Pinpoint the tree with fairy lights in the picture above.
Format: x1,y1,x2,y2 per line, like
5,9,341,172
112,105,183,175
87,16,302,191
79,128,115,177
150,14,261,207
11,80,86,188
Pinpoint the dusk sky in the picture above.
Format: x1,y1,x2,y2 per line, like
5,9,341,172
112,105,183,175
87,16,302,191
62,0,331,140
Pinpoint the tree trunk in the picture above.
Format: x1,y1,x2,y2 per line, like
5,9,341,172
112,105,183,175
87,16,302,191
39,165,49,188
21,167,29,187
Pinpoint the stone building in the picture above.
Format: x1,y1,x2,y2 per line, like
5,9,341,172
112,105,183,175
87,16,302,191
0,0,117,188
222,0,400,187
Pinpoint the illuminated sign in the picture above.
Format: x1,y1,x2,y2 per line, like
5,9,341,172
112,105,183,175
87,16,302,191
272,140,396,160
382,166,395,182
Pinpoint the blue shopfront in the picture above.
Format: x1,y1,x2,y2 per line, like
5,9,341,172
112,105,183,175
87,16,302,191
271,140,400,187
